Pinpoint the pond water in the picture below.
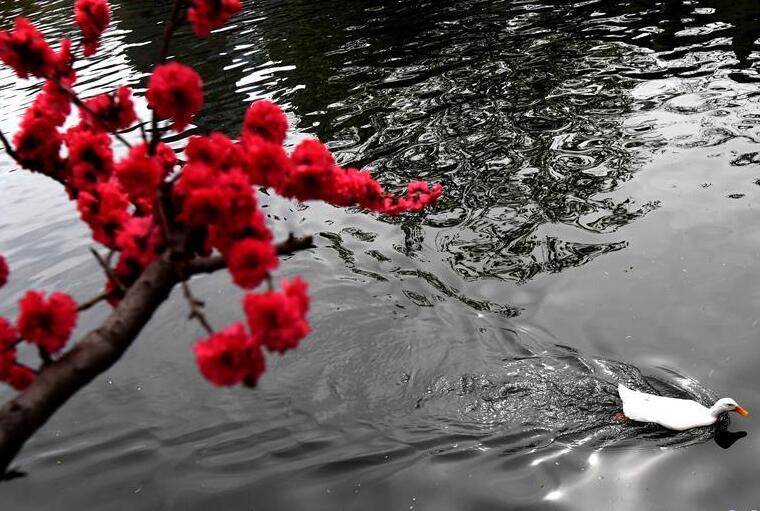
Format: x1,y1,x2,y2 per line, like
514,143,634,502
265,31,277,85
1,0,759,509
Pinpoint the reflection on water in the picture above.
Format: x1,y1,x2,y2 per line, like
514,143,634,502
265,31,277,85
1,0,760,510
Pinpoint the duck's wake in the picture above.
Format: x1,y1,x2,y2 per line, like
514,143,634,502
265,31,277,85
415,349,733,449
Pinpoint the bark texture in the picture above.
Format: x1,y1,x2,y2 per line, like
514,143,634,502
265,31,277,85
0,258,177,475
0,234,312,476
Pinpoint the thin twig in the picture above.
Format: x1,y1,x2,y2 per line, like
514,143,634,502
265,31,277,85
0,337,23,354
90,248,126,291
139,121,149,145
185,234,315,276
180,280,214,334
0,130,18,160
53,80,133,149
150,0,186,155
77,289,115,312
37,347,53,367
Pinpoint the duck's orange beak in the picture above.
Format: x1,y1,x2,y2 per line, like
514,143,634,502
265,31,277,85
735,405,750,417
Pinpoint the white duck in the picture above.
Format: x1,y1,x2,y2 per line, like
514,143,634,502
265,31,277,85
618,383,749,431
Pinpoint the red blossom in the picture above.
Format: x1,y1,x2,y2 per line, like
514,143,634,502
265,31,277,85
193,323,265,386
65,127,114,192
188,0,242,38
115,217,164,269
75,0,110,57
81,86,137,132
24,80,73,129
243,277,310,354
185,132,244,171
0,317,33,391
13,116,63,176
242,100,288,145
0,317,17,382
241,135,289,189
16,290,78,354
146,62,203,132
279,139,336,202
9,365,35,390
115,143,166,201
275,139,443,215
175,134,255,234
208,207,272,255
0,17,58,79
0,256,8,288
226,238,278,289
380,181,444,215
77,179,130,248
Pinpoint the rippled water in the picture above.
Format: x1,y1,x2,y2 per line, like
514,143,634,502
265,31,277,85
2,0,760,509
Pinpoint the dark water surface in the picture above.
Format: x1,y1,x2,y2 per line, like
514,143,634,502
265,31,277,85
2,0,760,509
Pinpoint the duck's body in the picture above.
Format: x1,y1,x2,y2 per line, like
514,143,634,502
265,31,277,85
618,384,749,431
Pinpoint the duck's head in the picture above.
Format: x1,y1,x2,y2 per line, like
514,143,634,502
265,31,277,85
710,398,750,418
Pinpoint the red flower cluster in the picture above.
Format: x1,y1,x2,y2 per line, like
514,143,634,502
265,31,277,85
226,239,278,289
0,6,443,394
0,255,7,288
80,86,137,133
188,0,243,38
0,17,58,79
272,138,443,214
75,0,110,57
66,126,114,191
243,100,288,145
244,277,310,353
77,179,130,248
0,317,35,391
194,278,309,386
193,323,265,386
115,143,167,201
146,62,204,132
16,290,78,354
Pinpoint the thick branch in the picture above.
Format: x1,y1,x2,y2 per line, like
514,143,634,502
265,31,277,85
0,258,178,475
186,234,315,276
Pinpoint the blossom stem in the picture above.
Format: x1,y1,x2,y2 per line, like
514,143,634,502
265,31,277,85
77,289,115,312
90,248,126,291
0,337,23,354
180,280,214,334
52,80,133,149
0,130,19,161
149,0,186,155
186,234,315,276
37,347,53,367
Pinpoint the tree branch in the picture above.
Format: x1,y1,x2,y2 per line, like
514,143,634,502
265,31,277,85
0,258,178,476
186,234,315,276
